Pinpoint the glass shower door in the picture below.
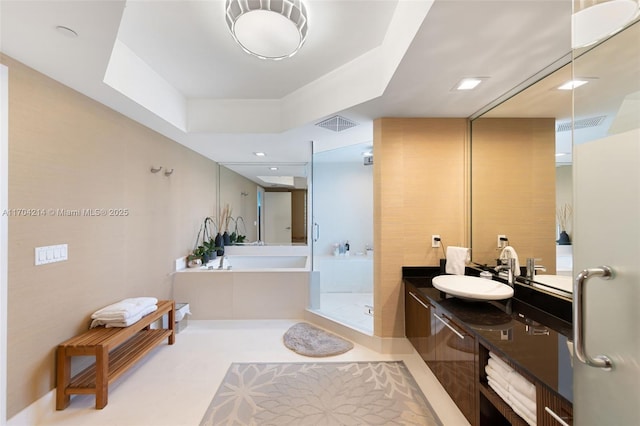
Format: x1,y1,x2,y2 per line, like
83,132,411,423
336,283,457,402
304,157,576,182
311,142,374,334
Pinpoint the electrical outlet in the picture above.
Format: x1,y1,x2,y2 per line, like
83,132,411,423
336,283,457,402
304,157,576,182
432,235,441,248
497,235,507,249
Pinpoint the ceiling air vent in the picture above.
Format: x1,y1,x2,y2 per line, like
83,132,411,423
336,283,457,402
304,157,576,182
557,115,607,132
316,115,358,132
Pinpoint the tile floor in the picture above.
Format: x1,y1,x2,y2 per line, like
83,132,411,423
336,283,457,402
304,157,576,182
17,320,469,426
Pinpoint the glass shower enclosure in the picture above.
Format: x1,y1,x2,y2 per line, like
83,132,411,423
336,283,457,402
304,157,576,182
310,142,374,334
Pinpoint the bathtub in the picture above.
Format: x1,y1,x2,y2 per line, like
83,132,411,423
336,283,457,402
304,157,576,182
173,252,310,320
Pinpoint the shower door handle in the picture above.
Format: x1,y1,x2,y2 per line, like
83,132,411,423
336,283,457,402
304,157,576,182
574,265,614,370
313,222,320,242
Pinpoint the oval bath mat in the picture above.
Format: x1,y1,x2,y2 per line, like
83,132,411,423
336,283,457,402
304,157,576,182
283,322,354,357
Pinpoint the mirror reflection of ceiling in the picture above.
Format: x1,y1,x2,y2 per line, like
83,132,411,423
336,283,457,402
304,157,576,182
221,163,309,189
480,20,640,164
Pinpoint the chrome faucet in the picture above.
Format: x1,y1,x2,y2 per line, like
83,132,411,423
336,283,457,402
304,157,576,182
495,258,516,287
526,258,546,280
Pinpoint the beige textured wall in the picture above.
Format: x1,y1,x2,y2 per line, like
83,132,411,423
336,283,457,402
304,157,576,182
2,55,218,418
471,118,556,272
373,118,470,338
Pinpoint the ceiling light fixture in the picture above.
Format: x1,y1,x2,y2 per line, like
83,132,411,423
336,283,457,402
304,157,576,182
558,80,589,90
572,0,639,48
225,0,309,60
254,152,266,157
454,78,485,91
270,167,279,171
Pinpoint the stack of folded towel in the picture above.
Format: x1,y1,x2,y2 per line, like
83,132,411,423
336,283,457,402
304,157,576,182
485,352,537,426
90,297,158,328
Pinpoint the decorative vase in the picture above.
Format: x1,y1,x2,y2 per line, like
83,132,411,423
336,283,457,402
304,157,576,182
202,252,211,265
557,230,571,245
223,231,231,246
215,232,225,256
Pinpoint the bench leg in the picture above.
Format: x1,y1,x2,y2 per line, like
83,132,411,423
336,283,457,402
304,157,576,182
56,346,71,410
95,346,109,409
168,301,175,345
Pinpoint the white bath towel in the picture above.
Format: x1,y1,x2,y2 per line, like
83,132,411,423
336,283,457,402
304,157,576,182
510,385,537,418
488,354,514,377
91,304,158,328
499,246,520,276
445,246,470,275
510,390,537,426
91,297,158,321
509,370,536,401
489,373,537,426
487,377,510,405
485,364,510,391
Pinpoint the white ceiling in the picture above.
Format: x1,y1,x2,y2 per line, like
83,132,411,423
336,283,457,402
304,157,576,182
0,0,575,176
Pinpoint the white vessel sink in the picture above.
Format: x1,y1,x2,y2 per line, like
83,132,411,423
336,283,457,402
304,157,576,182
432,275,514,301
533,274,573,294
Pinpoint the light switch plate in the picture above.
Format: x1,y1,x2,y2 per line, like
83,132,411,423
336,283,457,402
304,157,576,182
35,244,68,265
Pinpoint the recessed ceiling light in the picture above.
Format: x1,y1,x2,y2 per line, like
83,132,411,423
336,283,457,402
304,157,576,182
55,25,78,38
455,78,485,91
269,167,279,171
558,80,589,90
254,152,266,157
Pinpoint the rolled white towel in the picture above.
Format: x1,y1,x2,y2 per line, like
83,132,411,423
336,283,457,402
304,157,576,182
445,246,470,275
91,297,158,321
91,304,158,328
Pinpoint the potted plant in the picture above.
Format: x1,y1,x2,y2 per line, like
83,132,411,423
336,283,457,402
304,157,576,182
188,217,222,266
556,202,572,245
230,216,247,245
219,204,233,246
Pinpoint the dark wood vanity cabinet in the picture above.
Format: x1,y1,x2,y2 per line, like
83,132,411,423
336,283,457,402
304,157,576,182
432,309,477,425
405,285,436,364
404,280,573,426
405,283,476,424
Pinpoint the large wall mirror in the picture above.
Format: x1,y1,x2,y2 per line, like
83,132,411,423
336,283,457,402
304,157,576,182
471,20,640,301
218,163,309,245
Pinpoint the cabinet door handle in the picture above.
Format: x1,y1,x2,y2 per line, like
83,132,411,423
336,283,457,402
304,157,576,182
434,313,465,340
408,291,431,310
574,265,614,370
544,406,570,426
313,222,320,242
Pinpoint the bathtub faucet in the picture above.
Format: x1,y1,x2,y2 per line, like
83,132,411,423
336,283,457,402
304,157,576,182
218,256,231,270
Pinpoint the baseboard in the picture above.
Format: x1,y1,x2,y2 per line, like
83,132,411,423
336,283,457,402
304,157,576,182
7,389,54,426
303,309,413,354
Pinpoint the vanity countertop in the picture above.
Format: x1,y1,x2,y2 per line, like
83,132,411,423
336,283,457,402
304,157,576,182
404,276,574,404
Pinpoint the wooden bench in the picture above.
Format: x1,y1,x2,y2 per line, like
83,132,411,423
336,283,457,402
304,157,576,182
56,300,175,410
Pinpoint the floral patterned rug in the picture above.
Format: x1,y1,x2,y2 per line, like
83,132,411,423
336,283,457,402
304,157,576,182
199,361,442,425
